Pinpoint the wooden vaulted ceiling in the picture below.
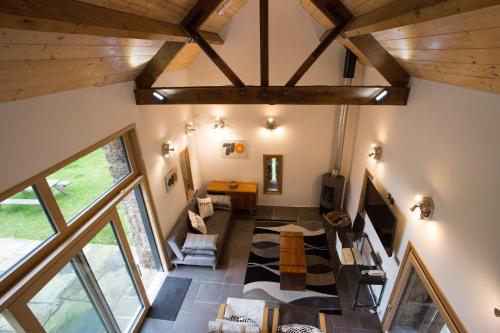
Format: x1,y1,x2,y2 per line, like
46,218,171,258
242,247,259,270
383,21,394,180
1,0,500,103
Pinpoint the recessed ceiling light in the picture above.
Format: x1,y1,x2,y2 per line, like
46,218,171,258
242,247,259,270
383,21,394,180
374,89,389,102
153,91,165,102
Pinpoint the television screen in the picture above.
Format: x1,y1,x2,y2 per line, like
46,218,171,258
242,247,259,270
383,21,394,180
364,178,396,256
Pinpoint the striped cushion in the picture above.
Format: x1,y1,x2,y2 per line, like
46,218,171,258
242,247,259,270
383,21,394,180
197,197,215,219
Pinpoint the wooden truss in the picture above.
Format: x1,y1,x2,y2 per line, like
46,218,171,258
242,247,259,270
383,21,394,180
134,0,410,105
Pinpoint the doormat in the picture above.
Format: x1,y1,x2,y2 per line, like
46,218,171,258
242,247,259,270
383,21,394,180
147,276,191,321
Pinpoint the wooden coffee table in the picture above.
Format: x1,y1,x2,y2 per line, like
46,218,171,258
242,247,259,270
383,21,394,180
279,231,307,291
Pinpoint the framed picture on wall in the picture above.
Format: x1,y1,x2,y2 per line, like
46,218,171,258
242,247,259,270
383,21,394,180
165,166,178,192
221,140,247,159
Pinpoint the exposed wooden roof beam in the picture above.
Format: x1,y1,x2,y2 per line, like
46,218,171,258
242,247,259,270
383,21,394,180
286,23,347,86
0,0,222,43
349,34,409,86
310,0,353,25
135,86,409,105
135,42,186,89
260,0,269,86
182,0,244,87
344,0,500,38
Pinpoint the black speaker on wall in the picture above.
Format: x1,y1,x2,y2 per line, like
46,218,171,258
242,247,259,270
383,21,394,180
319,173,345,214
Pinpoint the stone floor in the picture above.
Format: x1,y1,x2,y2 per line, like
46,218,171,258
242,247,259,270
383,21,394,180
140,206,383,333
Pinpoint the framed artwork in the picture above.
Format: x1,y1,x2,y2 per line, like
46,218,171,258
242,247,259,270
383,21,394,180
165,166,178,192
221,140,247,159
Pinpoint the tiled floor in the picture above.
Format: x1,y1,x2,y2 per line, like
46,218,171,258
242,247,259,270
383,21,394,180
140,207,383,333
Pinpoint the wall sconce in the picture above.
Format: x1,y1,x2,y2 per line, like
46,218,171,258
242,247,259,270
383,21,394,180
494,308,499,317
162,141,175,158
410,195,434,220
185,122,196,136
265,117,277,130
213,117,226,129
368,144,383,160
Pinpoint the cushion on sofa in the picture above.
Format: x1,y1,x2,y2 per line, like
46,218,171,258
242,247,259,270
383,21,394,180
197,197,215,218
209,194,232,211
182,233,218,251
188,210,207,234
182,248,215,256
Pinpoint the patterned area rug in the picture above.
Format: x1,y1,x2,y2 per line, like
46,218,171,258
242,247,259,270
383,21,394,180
243,220,341,314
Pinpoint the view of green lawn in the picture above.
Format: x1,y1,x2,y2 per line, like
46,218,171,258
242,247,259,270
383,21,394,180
0,148,129,245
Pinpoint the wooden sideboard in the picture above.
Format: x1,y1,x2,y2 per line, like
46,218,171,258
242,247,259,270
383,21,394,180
207,181,258,212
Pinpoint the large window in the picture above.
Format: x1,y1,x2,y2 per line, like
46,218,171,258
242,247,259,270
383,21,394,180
0,186,56,277
47,137,131,223
0,126,165,333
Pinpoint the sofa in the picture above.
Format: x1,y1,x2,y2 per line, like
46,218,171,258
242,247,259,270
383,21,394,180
166,191,232,269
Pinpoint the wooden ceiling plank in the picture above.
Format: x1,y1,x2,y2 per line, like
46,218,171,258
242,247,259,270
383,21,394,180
135,41,185,88
182,0,244,87
134,85,410,105
388,48,500,65
311,0,353,25
0,44,161,61
0,0,222,44
344,0,500,38
349,34,409,86
286,23,347,86
260,0,269,86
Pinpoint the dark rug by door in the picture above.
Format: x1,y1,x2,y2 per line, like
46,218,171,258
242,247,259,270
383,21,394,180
147,276,191,321
243,220,341,315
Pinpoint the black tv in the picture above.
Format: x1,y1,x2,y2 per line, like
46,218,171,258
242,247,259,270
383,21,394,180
364,178,396,256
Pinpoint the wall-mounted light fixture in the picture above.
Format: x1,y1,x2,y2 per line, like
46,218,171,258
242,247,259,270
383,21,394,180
162,141,175,158
494,308,499,317
213,117,226,129
153,90,166,103
185,122,196,136
368,144,383,160
265,117,277,130
410,195,434,220
373,89,389,103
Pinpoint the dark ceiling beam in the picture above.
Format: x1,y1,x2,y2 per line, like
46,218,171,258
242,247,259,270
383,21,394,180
311,0,409,87
349,34,409,86
0,0,222,43
181,0,244,87
135,86,409,105
135,42,186,89
344,0,500,38
311,0,353,25
286,23,346,86
260,0,269,86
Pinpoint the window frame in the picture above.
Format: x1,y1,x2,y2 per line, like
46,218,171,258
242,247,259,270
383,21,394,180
0,125,167,301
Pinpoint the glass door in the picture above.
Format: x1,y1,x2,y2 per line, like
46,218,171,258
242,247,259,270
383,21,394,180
383,244,465,332
4,208,149,333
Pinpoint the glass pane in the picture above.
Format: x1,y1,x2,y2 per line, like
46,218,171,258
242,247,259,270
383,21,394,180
28,263,107,333
390,267,450,333
83,223,142,332
117,187,162,292
48,137,131,223
0,186,55,277
0,312,16,333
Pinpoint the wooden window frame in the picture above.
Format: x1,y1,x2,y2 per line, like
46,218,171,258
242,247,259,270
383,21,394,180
382,241,466,332
0,124,168,301
263,154,283,195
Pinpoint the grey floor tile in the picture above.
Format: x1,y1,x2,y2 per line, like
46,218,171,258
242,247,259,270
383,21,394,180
329,304,361,329
139,318,175,333
219,283,244,303
275,206,298,221
255,206,274,220
357,311,383,331
196,282,223,303
174,302,219,333
297,207,321,220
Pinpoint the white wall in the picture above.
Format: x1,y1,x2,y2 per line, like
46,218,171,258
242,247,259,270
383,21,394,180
182,0,348,206
345,67,500,332
0,73,199,238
